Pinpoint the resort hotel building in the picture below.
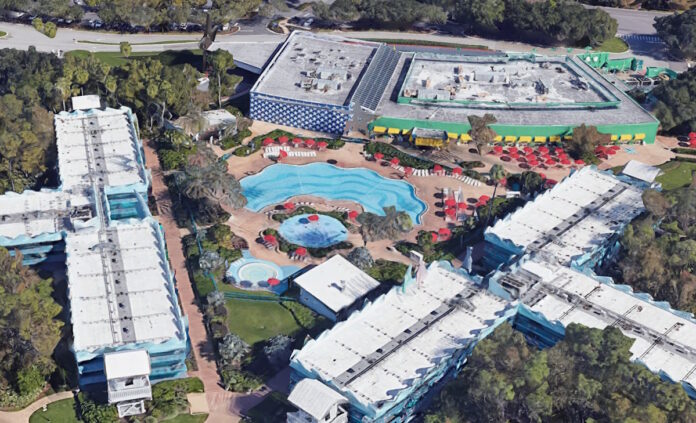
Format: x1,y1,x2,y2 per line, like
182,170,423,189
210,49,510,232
0,95,188,417
287,164,696,423
251,31,659,145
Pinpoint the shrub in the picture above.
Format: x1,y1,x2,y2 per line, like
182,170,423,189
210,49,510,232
364,142,441,170
159,149,191,171
77,392,118,423
193,271,216,299
221,128,251,150
365,259,408,285
282,301,316,328
16,366,44,396
220,367,262,392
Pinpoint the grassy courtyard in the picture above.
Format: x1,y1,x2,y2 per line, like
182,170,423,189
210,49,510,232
596,37,629,53
225,298,305,346
29,397,78,423
657,159,696,190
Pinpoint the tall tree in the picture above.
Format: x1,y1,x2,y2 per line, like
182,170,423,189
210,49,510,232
208,49,237,109
357,206,413,243
468,114,498,155
567,124,610,163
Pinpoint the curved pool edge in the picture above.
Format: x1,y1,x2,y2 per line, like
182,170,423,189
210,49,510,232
239,162,428,225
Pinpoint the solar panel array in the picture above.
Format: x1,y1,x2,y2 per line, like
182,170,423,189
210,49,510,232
350,45,401,112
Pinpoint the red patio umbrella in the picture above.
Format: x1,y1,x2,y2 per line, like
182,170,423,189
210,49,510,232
445,207,456,217
305,139,316,148
610,145,621,151
508,146,518,154
575,159,585,166
539,172,546,179
445,198,456,207
493,146,503,154
545,158,556,166
267,277,280,286
433,164,443,173
278,149,288,159
528,159,539,166
374,152,384,161
348,210,359,220
262,137,274,146
438,227,451,238
263,234,277,243
403,166,413,176
431,232,439,243
317,141,328,149
499,177,507,187
595,146,606,153
523,146,534,154
277,135,289,144
292,137,303,146
689,132,696,139
606,149,617,155
457,202,467,209
554,147,565,155
308,214,320,222
526,153,536,161
452,167,463,175
390,157,400,166
295,247,307,256
690,140,696,148
561,158,571,165
538,146,549,154
545,179,558,187
479,195,490,203
283,201,295,210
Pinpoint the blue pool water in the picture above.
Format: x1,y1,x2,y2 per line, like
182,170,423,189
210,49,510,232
240,163,427,223
226,251,300,293
279,214,348,248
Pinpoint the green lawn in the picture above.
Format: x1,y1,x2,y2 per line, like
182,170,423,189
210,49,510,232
358,37,488,50
226,298,304,346
167,414,209,423
77,39,198,46
596,37,629,53
657,160,696,190
243,392,295,423
0,31,6,37
65,49,202,67
29,398,79,423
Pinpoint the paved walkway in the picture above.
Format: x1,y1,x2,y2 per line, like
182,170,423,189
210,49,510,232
0,391,74,423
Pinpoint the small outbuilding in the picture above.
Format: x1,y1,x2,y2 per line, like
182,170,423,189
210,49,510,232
286,378,348,423
293,255,380,321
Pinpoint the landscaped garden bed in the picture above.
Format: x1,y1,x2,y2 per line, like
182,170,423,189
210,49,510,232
262,227,354,258
232,129,345,157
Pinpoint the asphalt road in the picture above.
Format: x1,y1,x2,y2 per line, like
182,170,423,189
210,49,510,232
592,5,670,36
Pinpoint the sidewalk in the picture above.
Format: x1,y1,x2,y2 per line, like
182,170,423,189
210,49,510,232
0,391,74,423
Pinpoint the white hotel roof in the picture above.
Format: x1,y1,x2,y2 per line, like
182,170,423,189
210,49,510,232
519,257,696,392
67,219,183,352
292,262,512,409
55,107,147,191
294,255,380,314
487,166,644,264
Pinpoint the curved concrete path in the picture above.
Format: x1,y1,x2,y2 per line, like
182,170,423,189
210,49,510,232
0,391,74,423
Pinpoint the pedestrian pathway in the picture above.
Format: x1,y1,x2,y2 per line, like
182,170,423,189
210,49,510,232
0,391,74,423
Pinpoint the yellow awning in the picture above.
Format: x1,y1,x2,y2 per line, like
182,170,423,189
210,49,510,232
387,127,401,135
534,136,546,143
504,135,516,142
620,134,632,141
563,135,573,141
494,135,503,142
460,133,472,141
373,126,386,134
518,136,532,143
610,135,618,141
448,132,459,139
634,133,646,140
549,135,561,142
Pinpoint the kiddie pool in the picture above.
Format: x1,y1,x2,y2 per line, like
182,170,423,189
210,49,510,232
240,163,427,224
278,214,348,248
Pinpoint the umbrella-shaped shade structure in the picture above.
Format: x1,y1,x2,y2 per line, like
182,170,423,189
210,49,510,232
263,234,277,243
538,146,549,154
433,164,443,173
545,158,556,166
560,158,571,165
348,210,359,220
526,153,536,161
445,207,456,217
452,167,463,175
539,172,546,179
554,147,565,155
278,149,288,159
283,201,295,210
457,201,468,209
305,139,316,148
374,152,384,161
308,214,320,222
263,137,274,146
689,132,696,139
295,247,307,256
479,194,491,204
277,136,289,145
292,137,303,146
523,146,534,154
431,232,439,243
267,277,281,286
575,159,585,166
493,146,503,154
445,198,456,207
390,157,400,166
403,166,413,176
595,146,606,154
317,141,328,150
606,148,617,155
690,139,696,148
438,227,451,238
545,179,558,188
509,147,518,154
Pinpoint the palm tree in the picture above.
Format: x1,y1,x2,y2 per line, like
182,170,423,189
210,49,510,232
468,114,498,155
484,164,507,226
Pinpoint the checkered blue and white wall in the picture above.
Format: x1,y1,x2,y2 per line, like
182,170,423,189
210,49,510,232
250,93,351,134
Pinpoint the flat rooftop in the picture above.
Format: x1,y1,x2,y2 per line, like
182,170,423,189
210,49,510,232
291,262,513,412
67,218,184,352
377,53,657,126
513,256,696,393
252,31,379,106
55,107,147,191
486,166,644,265
401,54,613,106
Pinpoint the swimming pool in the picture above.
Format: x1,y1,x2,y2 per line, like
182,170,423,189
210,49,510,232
226,251,300,293
240,163,427,223
279,214,348,248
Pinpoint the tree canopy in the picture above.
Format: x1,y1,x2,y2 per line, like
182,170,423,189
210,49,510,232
566,124,610,164
357,206,413,243
655,9,696,59
426,323,696,423
652,67,696,133
0,248,63,402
